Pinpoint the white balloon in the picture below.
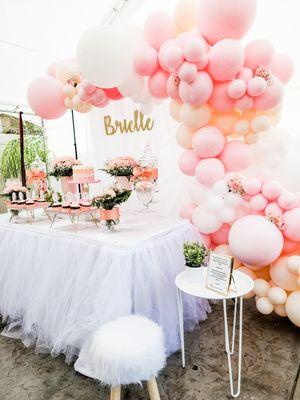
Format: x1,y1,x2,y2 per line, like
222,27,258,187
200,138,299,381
192,206,222,234
190,181,209,205
118,72,144,97
285,291,300,327
212,180,228,196
274,304,287,317
180,103,212,128
234,119,250,135
286,255,300,275
251,115,271,133
256,297,274,315
224,192,241,208
206,195,224,212
253,279,270,297
268,287,287,305
77,25,135,88
218,207,236,223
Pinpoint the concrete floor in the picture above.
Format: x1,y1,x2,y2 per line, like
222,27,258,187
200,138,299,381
0,301,299,400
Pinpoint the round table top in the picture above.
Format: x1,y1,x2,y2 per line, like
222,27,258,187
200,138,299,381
175,268,254,300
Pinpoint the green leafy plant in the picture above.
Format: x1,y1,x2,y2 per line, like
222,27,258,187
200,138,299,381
183,241,209,268
93,186,131,210
0,136,48,180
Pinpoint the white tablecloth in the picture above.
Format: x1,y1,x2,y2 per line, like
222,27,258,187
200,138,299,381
0,211,210,363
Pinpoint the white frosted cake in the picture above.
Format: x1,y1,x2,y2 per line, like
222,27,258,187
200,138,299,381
72,165,95,182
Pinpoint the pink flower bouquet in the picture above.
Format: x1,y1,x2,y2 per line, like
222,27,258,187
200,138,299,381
104,156,139,177
49,156,81,179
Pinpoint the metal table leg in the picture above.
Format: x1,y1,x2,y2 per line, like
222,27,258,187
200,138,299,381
177,288,186,368
223,297,243,398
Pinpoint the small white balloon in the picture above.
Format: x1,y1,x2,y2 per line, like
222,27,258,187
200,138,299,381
212,180,228,196
234,119,250,135
253,279,270,297
63,84,76,98
256,297,274,315
206,195,224,212
190,181,209,205
251,115,271,133
192,206,222,234
224,192,241,208
274,304,287,317
286,255,300,275
268,287,287,305
118,71,145,97
218,207,236,223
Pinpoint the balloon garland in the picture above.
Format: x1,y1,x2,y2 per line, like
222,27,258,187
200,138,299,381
27,0,300,327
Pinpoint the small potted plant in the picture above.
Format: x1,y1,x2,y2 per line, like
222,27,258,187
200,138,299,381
103,156,139,190
92,185,131,232
183,241,209,282
48,156,81,194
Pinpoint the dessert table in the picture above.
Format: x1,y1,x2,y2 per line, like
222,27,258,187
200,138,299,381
0,211,210,363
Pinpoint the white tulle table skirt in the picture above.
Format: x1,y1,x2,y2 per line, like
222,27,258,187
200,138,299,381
0,212,210,363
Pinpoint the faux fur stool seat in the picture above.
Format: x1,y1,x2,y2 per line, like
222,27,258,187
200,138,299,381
74,315,166,400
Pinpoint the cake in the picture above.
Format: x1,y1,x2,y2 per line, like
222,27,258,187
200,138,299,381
73,165,95,183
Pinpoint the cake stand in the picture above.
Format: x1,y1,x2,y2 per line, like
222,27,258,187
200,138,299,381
46,206,99,232
6,201,51,224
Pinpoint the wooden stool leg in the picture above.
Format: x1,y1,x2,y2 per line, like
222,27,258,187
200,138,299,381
147,377,161,400
110,385,121,400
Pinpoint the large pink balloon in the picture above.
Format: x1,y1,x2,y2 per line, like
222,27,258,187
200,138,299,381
133,45,159,76
219,141,252,172
209,82,235,112
144,12,176,50
244,39,275,70
148,69,169,99
179,150,201,176
208,39,245,81
270,257,299,291
195,158,225,186
283,208,300,242
254,77,284,111
229,215,284,267
192,126,225,158
269,54,295,84
27,76,67,119
198,0,257,45
179,71,213,106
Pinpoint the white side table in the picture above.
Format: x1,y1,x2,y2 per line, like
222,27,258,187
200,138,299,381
175,268,254,398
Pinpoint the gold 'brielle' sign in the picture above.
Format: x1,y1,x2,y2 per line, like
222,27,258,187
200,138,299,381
104,110,154,136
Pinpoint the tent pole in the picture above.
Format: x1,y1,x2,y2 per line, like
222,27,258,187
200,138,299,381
71,109,79,160
18,111,26,187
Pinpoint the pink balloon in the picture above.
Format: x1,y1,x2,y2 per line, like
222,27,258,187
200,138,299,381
167,75,181,101
261,180,282,200
178,150,201,176
244,39,275,70
265,202,283,216
144,12,176,50
270,257,300,291
209,81,235,112
81,79,96,95
104,87,123,101
180,202,197,222
244,177,261,195
249,194,268,211
227,79,247,99
211,223,231,245
198,0,257,45
196,54,209,70
254,76,284,111
200,233,212,248
283,208,300,241
229,215,284,267
195,158,225,186
192,126,225,158
247,77,267,97
235,94,254,111
208,39,245,81
47,62,58,77
179,71,213,106
162,45,184,71
269,54,295,84
91,88,107,106
148,69,169,99
237,67,253,82
219,141,252,172
178,62,197,83
257,169,273,183
282,238,298,255
77,87,91,102
183,38,206,62
278,191,297,210
158,40,175,72
133,45,159,76
27,76,67,119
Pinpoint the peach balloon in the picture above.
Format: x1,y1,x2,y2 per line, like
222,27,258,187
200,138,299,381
268,287,287,305
234,119,250,136
195,158,225,186
169,100,182,122
176,124,194,149
208,39,245,81
255,265,271,281
219,141,252,172
286,255,300,275
174,0,198,33
256,297,274,315
209,82,235,112
285,290,300,327
180,103,212,128
274,304,287,317
253,279,270,297
198,0,257,45
270,257,300,291
235,95,254,112
211,110,240,136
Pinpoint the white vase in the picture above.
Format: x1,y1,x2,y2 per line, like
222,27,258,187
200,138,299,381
184,266,203,283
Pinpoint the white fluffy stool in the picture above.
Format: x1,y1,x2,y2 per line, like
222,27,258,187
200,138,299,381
74,315,166,400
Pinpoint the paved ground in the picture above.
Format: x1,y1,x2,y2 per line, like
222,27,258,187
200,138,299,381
0,301,299,400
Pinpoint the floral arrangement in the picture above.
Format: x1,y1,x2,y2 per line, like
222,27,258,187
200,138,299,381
266,213,285,230
92,185,131,210
183,241,209,268
103,156,139,177
48,156,81,179
227,175,245,196
135,180,155,191
1,180,27,200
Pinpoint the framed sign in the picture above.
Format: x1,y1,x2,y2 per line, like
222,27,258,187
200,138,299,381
206,251,234,295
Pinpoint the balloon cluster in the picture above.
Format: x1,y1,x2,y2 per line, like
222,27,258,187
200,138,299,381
26,0,300,326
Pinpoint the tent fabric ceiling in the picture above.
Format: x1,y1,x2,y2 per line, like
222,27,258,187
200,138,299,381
0,0,300,106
